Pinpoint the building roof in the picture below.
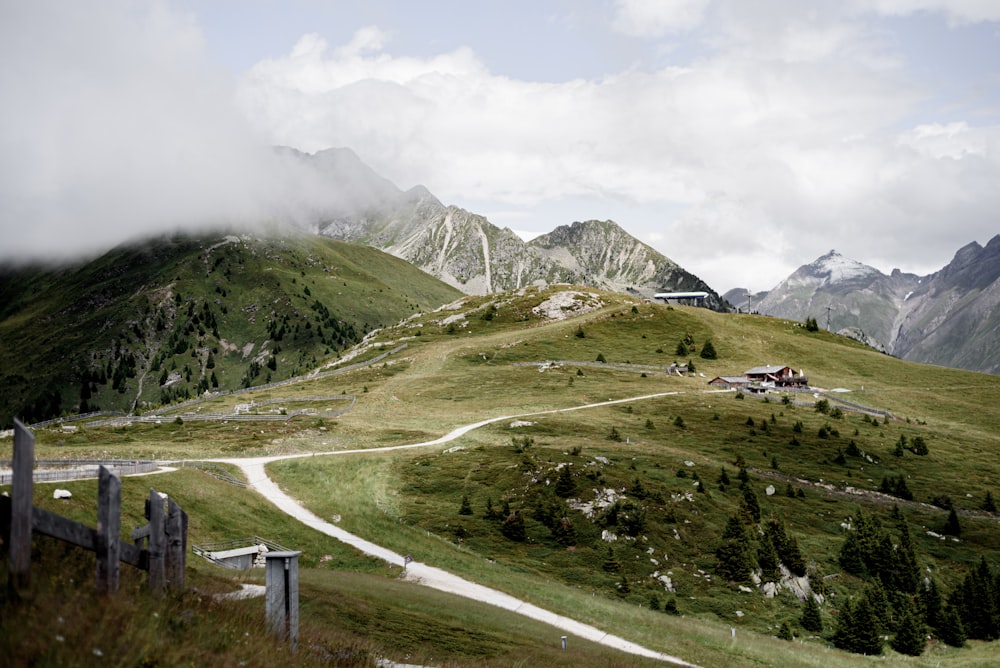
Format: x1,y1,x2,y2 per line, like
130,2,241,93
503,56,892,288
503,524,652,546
709,376,751,384
654,291,709,300
744,365,792,375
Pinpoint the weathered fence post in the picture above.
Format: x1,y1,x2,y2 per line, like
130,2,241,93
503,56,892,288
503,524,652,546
146,488,165,594
265,551,302,652
96,465,121,594
165,498,187,592
9,419,34,597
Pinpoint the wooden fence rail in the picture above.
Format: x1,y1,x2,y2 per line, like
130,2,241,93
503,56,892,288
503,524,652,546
1,419,186,597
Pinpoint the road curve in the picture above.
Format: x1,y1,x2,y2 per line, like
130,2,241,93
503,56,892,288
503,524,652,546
211,392,699,667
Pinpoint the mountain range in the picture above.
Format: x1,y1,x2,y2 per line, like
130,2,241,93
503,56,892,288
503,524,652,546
724,237,1000,375
287,147,999,376
284,148,728,311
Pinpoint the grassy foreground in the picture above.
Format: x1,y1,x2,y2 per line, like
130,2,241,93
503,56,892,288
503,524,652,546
5,285,1000,666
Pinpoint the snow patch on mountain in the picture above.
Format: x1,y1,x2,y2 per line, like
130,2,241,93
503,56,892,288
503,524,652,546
811,250,881,284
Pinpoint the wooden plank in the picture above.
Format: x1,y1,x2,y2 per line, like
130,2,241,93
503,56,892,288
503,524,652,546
147,488,165,594
96,466,121,595
32,507,96,550
165,498,186,591
119,542,145,569
9,419,34,595
0,494,10,550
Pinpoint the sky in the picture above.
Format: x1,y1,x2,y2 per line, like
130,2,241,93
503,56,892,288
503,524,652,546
2,1,999,293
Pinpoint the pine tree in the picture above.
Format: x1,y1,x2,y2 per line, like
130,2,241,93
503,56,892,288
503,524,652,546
500,509,526,541
715,515,756,583
983,490,997,513
550,515,576,546
865,580,892,634
757,532,781,582
602,547,621,572
766,519,806,577
777,622,793,640
920,579,943,631
801,594,823,633
484,497,498,520
458,494,473,515
739,482,762,524
852,597,885,655
892,521,921,594
554,464,576,498
943,507,961,536
700,339,718,359
891,597,926,656
938,605,966,647
675,340,688,356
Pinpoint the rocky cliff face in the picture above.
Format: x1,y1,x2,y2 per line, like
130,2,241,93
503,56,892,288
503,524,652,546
890,237,1000,374
752,241,1000,374
289,147,726,309
754,251,922,353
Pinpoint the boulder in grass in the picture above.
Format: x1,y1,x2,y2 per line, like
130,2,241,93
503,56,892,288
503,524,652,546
53,489,72,500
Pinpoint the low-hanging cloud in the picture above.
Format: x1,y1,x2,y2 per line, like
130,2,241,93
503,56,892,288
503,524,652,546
236,5,1000,289
0,1,350,264
3,1,997,293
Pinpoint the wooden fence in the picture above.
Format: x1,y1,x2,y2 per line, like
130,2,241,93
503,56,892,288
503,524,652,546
1,419,187,597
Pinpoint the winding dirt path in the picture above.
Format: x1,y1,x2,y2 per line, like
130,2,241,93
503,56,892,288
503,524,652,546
208,392,699,667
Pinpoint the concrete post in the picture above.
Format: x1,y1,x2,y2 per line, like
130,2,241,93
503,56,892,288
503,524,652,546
265,551,302,652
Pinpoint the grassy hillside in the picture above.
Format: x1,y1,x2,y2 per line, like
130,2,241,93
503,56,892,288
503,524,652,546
0,228,462,427
5,284,1000,666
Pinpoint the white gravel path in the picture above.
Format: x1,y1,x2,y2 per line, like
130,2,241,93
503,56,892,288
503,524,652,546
210,392,699,667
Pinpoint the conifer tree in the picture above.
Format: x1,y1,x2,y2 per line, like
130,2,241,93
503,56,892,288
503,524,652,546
938,605,966,647
839,531,867,576
891,596,926,656
554,464,576,498
459,494,473,515
865,580,892,633
700,339,718,359
500,509,526,541
602,547,621,572
835,596,883,655
484,496,498,520
716,515,756,582
739,482,762,524
920,578,942,631
801,594,823,633
982,490,997,513
943,507,961,537
766,519,807,577
551,515,576,546
757,532,781,582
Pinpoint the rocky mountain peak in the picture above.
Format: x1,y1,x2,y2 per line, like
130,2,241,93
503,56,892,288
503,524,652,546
805,250,881,284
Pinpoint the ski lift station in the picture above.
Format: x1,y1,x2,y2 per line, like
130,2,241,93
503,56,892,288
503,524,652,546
654,291,709,306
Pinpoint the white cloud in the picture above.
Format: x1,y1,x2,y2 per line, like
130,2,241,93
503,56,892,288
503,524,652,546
3,0,997,295
863,0,1000,24
611,0,711,36
0,1,279,260
235,13,1000,291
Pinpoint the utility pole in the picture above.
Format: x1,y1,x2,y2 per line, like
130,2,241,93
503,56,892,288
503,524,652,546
825,305,833,330
746,289,752,314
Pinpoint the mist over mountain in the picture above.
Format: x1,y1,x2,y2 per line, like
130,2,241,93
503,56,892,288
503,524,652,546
749,240,1000,374
284,148,728,310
